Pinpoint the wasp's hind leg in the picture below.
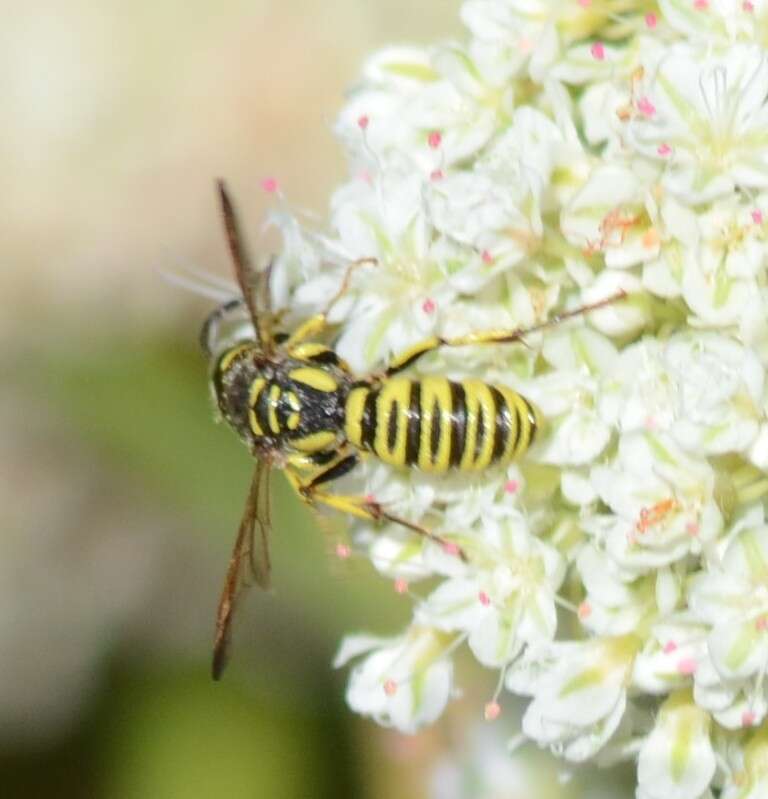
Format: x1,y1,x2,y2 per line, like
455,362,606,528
381,291,627,377
284,452,467,561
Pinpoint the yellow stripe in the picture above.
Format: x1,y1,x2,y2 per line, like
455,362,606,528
472,382,497,469
287,412,300,431
247,378,267,436
268,383,281,434
291,430,337,452
289,367,338,393
460,384,478,471
419,377,452,472
373,378,410,465
344,386,369,448
285,391,300,412
512,390,540,459
462,381,499,471
290,343,332,360
219,343,250,372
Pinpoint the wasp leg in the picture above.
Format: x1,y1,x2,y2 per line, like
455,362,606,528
283,455,467,561
382,290,627,377
200,298,244,355
281,257,378,350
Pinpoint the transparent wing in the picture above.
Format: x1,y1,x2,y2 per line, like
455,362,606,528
216,179,275,354
211,460,272,680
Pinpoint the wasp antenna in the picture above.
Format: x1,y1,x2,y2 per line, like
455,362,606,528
215,179,265,348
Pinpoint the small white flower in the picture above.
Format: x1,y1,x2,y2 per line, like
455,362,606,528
509,635,639,762
334,626,454,734
523,326,618,466
629,43,768,204
417,513,565,667
561,163,661,270
601,333,763,456
576,545,657,637
637,690,716,799
632,614,710,695
588,433,722,575
719,723,768,799
688,512,768,728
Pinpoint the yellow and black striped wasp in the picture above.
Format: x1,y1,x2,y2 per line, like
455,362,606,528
203,180,625,678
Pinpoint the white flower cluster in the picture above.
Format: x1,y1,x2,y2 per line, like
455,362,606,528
268,1,768,796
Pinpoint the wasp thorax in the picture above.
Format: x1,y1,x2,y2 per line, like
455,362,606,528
211,342,350,456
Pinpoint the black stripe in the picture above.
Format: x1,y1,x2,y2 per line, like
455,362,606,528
405,382,421,465
448,382,467,467
386,397,399,453
308,454,359,488
307,348,341,366
255,382,272,435
430,395,441,463
509,399,522,457
310,449,337,465
490,386,509,463
361,389,377,450
276,392,291,432
474,393,486,461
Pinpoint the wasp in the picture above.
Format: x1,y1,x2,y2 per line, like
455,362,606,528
203,180,625,679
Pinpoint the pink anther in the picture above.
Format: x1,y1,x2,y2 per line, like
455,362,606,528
335,543,351,560
427,131,442,149
752,209,763,225
657,143,672,157
443,541,461,557
422,298,437,314
260,176,279,194
637,97,656,117
484,701,501,721
676,657,698,676
590,42,605,61
357,115,369,130
645,12,658,27
478,590,491,607
663,641,678,654
394,578,408,595
430,169,445,182
383,679,398,696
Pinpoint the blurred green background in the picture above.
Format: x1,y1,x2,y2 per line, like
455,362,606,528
4,3,636,797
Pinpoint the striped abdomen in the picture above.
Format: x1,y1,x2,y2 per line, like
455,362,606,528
344,376,539,473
